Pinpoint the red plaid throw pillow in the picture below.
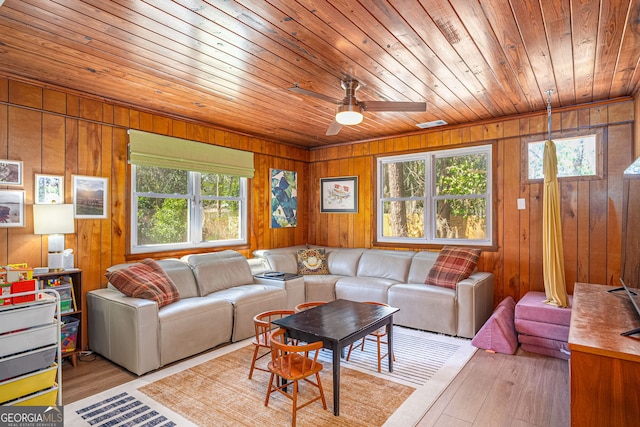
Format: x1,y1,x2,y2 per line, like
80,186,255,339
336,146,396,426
425,247,481,289
106,259,180,307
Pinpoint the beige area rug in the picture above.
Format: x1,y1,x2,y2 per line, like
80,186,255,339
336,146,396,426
139,345,413,426
64,326,476,426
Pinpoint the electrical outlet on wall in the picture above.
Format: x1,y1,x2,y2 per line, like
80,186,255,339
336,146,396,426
517,198,526,210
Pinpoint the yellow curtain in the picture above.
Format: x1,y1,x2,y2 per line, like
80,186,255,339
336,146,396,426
542,139,570,307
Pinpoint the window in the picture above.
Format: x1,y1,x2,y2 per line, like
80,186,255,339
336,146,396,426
131,165,248,253
377,145,492,246
526,134,599,180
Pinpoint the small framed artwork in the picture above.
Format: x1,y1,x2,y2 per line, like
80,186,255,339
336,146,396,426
320,176,358,213
35,174,64,204
0,190,25,227
0,160,23,186
73,175,108,219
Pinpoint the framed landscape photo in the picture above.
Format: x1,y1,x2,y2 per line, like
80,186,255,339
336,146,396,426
0,190,25,227
0,160,22,186
320,176,358,213
73,175,108,219
35,174,64,204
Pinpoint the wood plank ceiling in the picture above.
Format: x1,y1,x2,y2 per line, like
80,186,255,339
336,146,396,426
0,0,638,148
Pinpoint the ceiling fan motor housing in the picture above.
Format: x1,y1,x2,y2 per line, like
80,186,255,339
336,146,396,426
336,80,364,125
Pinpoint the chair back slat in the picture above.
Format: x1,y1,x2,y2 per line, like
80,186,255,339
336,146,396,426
270,328,322,378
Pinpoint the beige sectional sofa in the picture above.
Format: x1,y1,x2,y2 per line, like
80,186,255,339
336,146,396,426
253,246,495,339
87,250,287,375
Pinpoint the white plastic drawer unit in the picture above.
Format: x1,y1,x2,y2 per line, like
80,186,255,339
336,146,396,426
0,344,57,381
0,323,58,358
0,295,56,335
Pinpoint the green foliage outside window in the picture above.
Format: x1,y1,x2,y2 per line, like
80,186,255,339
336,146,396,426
133,165,246,251
379,146,491,244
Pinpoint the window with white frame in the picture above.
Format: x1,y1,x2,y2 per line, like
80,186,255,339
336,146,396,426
131,165,248,253
377,145,492,246
526,133,599,180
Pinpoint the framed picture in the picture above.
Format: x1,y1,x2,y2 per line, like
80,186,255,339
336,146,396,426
35,174,64,204
270,169,298,228
72,175,108,219
0,160,23,186
320,176,358,213
0,190,25,227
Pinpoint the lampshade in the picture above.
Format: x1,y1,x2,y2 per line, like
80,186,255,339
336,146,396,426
33,204,75,235
33,204,74,271
335,104,363,125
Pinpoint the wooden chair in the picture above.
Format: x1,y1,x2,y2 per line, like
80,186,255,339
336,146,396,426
346,301,396,372
294,301,326,313
264,328,327,426
248,309,295,379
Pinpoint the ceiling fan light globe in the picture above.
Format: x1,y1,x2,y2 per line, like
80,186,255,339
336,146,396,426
335,104,363,125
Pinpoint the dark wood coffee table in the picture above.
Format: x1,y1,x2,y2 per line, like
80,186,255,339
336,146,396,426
271,299,399,416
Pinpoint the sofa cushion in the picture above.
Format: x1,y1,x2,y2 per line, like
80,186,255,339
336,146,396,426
514,291,572,327
183,250,255,296
356,250,415,282
335,276,399,304
388,283,457,335
158,296,233,366
407,251,439,283
426,246,481,289
517,334,570,360
155,259,200,299
264,252,298,274
326,248,366,276
471,296,518,354
105,258,180,308
302,274,341,301
297,248,329,275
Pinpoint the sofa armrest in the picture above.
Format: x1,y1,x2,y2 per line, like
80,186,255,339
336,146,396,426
87,288,160,375
254,276,305,310
456,272,495,338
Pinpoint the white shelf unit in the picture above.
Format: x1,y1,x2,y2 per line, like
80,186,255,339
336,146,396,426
0,288,62,406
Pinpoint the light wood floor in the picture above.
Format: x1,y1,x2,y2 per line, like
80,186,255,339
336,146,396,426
62,346,570,426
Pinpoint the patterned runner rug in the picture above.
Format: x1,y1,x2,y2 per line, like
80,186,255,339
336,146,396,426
64,326,476,426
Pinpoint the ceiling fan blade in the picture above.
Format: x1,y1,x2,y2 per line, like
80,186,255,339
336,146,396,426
361,101,427,112
288,84,341,104
325,120,343,136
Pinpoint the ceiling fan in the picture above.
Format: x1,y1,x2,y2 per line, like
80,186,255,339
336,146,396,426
288,79,427,135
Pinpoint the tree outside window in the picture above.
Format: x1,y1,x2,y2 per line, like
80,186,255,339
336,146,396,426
527,134,597,180
377,145,492,246
132,165,247,253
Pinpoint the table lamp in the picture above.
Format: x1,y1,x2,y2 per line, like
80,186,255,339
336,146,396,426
33,204,75,271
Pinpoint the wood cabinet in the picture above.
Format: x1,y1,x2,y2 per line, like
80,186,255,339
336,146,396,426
35,269,82,367
568,282,640,426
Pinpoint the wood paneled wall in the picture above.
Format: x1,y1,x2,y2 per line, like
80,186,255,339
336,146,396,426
0,76,636,349
309,100,636,305
0,78,309,348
